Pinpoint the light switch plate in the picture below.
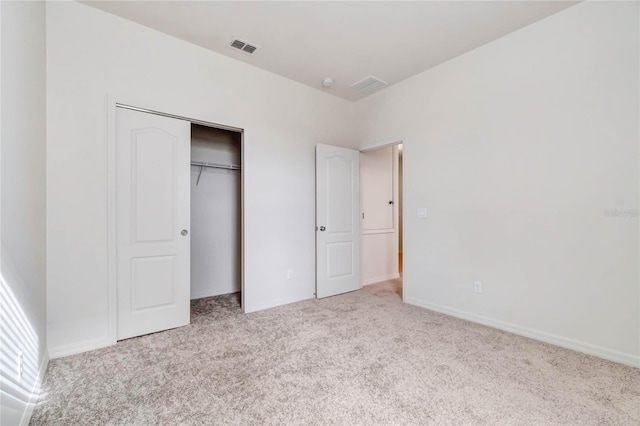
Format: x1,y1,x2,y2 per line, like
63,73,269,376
417,208,427,219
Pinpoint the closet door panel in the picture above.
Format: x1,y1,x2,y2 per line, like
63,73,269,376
116,107,191,340
131,256,176,310
132,130,175,242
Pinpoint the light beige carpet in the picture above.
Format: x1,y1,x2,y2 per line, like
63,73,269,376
31,280,639,425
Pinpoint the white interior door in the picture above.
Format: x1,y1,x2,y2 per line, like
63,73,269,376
316,144,360,298
116,107,191,340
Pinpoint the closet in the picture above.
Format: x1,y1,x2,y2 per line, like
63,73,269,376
190,124,242,299
114,106,243,341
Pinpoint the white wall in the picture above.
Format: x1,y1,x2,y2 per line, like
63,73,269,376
361,146,394,230
355,1,639,366
361,145,400,285
0,1,48,424
46,1,356,357
190,126,241,299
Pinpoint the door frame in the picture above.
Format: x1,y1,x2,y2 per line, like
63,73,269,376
359,138,405,302
106,96,245,345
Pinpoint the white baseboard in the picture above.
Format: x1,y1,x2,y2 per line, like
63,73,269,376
362,273,400,286
19,352,49,426
48,337,113,360
245,294,312,313
190,289,240,300
405,297,640,369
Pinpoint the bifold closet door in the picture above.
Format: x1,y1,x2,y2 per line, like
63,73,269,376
116,107,191,340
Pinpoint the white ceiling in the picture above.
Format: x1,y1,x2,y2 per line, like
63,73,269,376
82,1,578,102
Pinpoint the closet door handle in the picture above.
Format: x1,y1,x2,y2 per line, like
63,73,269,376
181,229,188,236
319,226,326,231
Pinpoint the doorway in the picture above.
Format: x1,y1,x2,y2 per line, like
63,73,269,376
190,124,242,300
360,143,403,290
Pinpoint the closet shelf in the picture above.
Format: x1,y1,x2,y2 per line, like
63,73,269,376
191,161,241,171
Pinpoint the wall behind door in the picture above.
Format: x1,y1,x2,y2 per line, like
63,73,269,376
191,125,241,299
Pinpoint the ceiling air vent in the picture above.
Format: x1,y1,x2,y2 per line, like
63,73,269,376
228,38,261,55
350,76,388,94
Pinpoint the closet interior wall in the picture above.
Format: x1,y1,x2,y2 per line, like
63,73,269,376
190,124,241,299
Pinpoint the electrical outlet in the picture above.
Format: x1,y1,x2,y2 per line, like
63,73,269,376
286,269,293,280
474,281,482,294
17,352,24,379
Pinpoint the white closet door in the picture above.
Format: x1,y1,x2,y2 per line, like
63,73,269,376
116,107,191,340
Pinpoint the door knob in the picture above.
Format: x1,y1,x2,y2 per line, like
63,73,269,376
319,226,326,231
181,229,188,236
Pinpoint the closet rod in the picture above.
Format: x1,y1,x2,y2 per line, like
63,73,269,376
191,161,241,171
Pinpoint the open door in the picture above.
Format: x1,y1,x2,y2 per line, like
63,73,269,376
116,107,191,340
316,144,361,298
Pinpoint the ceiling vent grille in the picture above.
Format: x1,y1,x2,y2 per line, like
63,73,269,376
350,76,388,94
228,38,261,55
